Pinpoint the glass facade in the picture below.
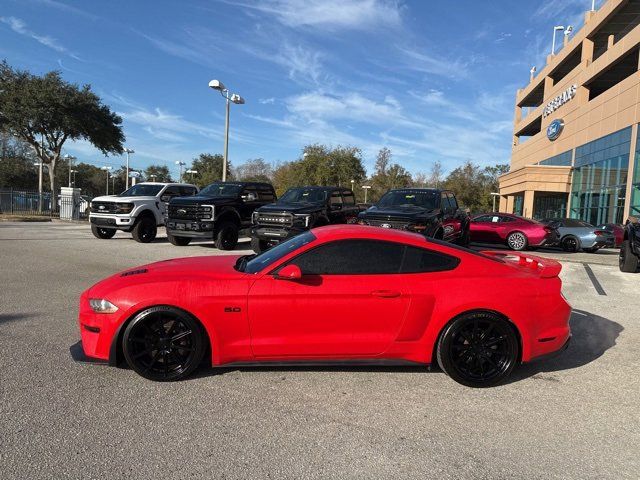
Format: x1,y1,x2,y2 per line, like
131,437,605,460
533,192,567,219
631,139,640,217
513,194,524,216
570,127,631,224
539,150,572,166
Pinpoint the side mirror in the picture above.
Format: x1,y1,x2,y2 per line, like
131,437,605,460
242,192,258,202
331,203,342,210
161,195,171,202
275,264,302,281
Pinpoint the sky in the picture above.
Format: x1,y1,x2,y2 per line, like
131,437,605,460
0,0,603,180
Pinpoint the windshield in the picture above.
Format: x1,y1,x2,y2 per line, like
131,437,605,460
377,190,439,209
237,231,316,274
199,183,243,197
118,184,164,197
279,188,327,204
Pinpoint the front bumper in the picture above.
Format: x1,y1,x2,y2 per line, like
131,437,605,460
89,214,135,229
251,225,308,244
77,292,126,363
166,219,215,238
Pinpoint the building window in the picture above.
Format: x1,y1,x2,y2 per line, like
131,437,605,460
630,130,640,217
571,127,631,224
539,150,572,166
533,192,568,219
513,194,524,216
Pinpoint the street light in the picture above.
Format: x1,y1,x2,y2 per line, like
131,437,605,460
361,185,371,204
124,148,134,190
490,192,501,212
70,169,77,187
551,26,564,55
209,79,245,182
63,154,77,188
149,174,157,182
186,169,198,182
175,161,186,183
101,166,112,195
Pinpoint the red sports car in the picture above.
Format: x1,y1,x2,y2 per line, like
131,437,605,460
469,213,558,251
76,225,571,387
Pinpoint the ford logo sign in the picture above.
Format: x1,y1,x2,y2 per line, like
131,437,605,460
547,119,564,141
381,223,392,229
98,205,105,210
177,209,187,215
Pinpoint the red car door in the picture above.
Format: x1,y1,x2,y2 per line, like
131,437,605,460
247,239,411,357
470,215,496,242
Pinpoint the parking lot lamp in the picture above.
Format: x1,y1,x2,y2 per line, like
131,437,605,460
124,148,135,190
63,154,77,187
175,161,186,183
70,169,77,187
362,185,371,204
209,79,245,182
186,169,198,182
490,192,500,212
149,174,157,182
551,26,564,55
101,166,112,195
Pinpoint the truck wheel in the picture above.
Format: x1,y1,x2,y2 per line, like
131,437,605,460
132,216,157,243
215,222,239,250
91,224,116,239
251,237,269,253
168,234,192,246
457,227,470,247
619,240,639,273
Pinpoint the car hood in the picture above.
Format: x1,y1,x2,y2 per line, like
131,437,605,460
169,195,238,206
257,201,324,214
360,205,440,220
86,255,243,297
92,195,157,203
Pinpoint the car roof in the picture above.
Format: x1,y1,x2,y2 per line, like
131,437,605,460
388,188,443,193
136,182,196,187
311,224,441,247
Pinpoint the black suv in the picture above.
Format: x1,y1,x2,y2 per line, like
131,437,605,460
166,182,276,250
357,188,470,245
250,186,363,252
620,216,640,272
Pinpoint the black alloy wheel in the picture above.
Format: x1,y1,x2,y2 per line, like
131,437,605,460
561,236,579,253
437,312,519,388
91,224,116,239
132,216,157,243
214,221,239,250
122,306,206,381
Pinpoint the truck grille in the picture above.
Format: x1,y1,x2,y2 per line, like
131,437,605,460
90,201,118,214
255,212,293,227
364,216,408,229
168,204,214,221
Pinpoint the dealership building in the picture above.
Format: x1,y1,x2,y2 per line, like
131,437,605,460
499,0,640,224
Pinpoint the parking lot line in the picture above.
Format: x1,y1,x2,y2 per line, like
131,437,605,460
582,263,607,296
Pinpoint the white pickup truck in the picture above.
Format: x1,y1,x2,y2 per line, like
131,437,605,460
89,182,198,243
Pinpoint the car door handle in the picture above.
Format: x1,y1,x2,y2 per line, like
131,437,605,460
371,290,401,298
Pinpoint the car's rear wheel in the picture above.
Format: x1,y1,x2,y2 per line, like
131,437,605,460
132,216,157,243
122,306,206,381
619,240,639,273
168,234,192,246
91,224,116,239
251,236,269,254
436,312,519,388
561,235,580,253
506,231,527,251
214,221,239,250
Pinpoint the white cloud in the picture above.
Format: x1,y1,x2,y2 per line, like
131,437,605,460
234,0,402,30
0,16,81,60
398,46,468,79
259,97,276,104
120,107,219,140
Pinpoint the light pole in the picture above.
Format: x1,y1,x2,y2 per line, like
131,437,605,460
490,192,500,212
70,169,77,187
361,185,371,204
551,26,564,55
63,154,77,187
149,174,157,182
34,162,49,212
186,169,198,182
350,179,355,192
101,166,112,195
209,79,245,182
175,161,186,183
124,148,134,190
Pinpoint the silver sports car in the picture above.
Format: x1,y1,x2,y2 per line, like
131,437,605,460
542,218,615,253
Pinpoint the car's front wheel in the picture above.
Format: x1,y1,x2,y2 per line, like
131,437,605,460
122,306,206,381
251,236,269,254
214,221,239,250
436,312,519,388
168,234,192,246
619,240,639,273
91,224,116,239
132,216,157,243
506,231,528,251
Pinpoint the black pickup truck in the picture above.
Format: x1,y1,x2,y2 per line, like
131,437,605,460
619,216,640,272
357,188,470,245
250,186,362,252
166,181,276,250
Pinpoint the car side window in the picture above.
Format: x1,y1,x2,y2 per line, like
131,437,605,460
286,239,405,275
163,186,181,197
242,186,258,201
400,246,460,273
499,216,514,223
473,215,492,222
179,186,197,196
330,191,343,206
447,193,458,210
258,187,276,202
342,191,356,205
441,193,451,210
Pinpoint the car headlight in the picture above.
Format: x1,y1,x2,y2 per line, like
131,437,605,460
89,298,119,314
115,202,134,214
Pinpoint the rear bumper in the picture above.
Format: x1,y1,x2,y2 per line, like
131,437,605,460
527,335,571,363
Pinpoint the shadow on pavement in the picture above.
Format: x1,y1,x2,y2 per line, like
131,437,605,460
0,312,39,325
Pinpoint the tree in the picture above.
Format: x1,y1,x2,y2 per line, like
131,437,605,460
0,61,125,208
190,153,232,187
428,160,444,188
235,158,273,182
0,132,37,189
369,147,412,201
144,164,172,183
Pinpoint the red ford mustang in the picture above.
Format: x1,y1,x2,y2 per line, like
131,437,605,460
76,225,571,387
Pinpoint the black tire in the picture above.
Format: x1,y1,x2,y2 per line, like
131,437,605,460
214,221,239,250
132,216,157,243
91,224,116,239
583,246,599,253
251,236,269,254
436,312,519,388
619,240,639,273
506,231,528,251
122,306,206,381
168,234,192,246
457,226,470,247
561,235,580,253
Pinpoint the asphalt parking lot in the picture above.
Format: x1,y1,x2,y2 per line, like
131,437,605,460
1,221,638,479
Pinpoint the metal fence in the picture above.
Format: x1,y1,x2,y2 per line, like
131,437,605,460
0,189,90,220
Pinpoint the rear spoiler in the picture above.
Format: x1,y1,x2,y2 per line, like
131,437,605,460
480,251,562,278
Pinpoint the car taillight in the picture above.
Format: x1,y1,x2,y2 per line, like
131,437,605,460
544,226,553,233
594,230,606,236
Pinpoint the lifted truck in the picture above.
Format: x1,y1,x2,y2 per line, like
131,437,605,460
619,216,640,272
357,188,470,245
89,182,198,243
250,186,362,253
166,181,276,250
